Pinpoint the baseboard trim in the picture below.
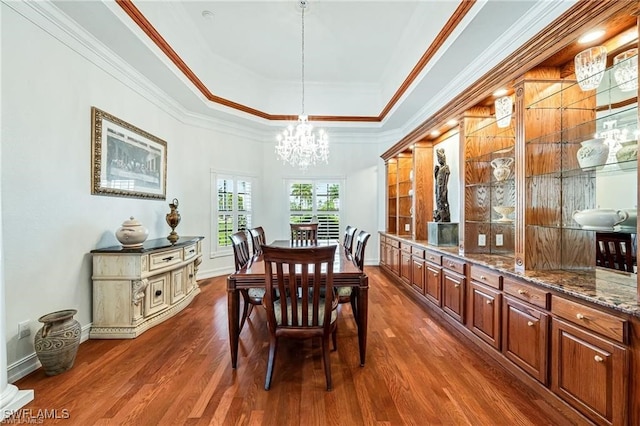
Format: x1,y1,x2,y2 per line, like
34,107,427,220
8,323,92,383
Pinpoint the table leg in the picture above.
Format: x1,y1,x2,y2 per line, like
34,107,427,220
227,276,240,368
357,275,368,367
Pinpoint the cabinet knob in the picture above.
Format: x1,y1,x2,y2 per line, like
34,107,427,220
433,273,438,277
417,265,422,269
189,274,194,279
594,355,604,363
485,300,493,305
454,283,460,288
517,289,527,295
576,313,587,320
448,262,454,267
155,290,162,297
429,256,435,260
480,275,486,280
527,321,534,327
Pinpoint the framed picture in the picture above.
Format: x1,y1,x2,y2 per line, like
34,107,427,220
91,107,167,200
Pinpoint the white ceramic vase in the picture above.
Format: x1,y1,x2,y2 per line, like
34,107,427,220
572,208,628,231
115,217,149,248
576,138,608,171
490,157,514,181
615,140,638,170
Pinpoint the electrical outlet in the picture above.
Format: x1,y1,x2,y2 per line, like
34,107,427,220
478,234,486,247
18,320,30,339
404,223,410,231
496,234,504,246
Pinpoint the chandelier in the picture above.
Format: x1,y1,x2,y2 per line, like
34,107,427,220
275,0,329,170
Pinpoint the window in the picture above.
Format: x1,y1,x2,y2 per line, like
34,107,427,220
213,173,252,250
288,180,342,241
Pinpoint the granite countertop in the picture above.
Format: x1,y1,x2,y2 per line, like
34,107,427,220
383,234,640,318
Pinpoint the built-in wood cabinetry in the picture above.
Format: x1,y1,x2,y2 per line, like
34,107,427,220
379,234,638,425
90,237,203,339
461,106,516,256
385,145,434,240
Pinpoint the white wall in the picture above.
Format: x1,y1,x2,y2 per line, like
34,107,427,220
1,3,381,376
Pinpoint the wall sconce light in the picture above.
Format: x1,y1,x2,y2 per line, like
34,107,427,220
495,96,512,128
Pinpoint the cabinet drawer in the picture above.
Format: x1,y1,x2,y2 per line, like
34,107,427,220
425,250,442,265
503,278,549,310
388,238,400,248
470,265,502,290
149,248,183,271
442,256,466,275
551,296,627,344
412,247,425,259
183,243,198,261
401,242,412,253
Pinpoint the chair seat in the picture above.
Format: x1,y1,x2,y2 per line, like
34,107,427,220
337,286,352,297
248,288,266,299
273,298,337,326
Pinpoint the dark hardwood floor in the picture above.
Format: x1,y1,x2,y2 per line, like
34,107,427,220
14,267,587,425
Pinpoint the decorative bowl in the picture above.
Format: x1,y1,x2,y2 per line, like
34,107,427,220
493,205,515,222
572,208,628,231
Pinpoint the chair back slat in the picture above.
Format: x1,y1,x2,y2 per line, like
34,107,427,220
353,230,371,271
249,226,266,255
343,226,358,254
229,231,252,271
290,223,319,246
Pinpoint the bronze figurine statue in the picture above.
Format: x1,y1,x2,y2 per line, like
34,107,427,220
433,148,451,223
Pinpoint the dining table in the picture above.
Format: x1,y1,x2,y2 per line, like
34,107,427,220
226,239,369,368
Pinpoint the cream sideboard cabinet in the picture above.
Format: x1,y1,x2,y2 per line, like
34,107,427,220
90,236,204,339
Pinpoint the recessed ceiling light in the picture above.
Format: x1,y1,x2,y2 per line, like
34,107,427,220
202,10,215,21
493,88,508,97
578,30,605,44
447,119,458,126
431,130,440,137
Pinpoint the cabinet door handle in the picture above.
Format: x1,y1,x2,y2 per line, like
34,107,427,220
448,262,454,267
517,289,527,295
454,283,460,288
433,273,438,277
594,355,604,363
485,300,493,305
429,256,435,260
527,321,534,327
155,290,162,297
188,249,195,254
417,265,422,269
163,256,175,262
576,313,587,320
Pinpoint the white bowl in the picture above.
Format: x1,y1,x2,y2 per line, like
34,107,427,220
573,209,628,231
493,205,515,222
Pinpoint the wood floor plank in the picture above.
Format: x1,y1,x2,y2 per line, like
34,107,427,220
13,266,584,425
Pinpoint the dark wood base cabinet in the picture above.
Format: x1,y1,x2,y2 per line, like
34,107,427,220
502,296,549,385
551,319,628,426
379,233,639,426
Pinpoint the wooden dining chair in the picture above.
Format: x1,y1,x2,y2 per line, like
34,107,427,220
229,230,264,331
596,232,635,272
338,230,371,323
343,225,358,255
249,226,266,256
262,244,338,391
290,223,318,246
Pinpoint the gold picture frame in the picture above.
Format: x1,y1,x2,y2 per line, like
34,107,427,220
91,107,167,200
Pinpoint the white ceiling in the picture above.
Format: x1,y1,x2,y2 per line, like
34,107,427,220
48,0,577,141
